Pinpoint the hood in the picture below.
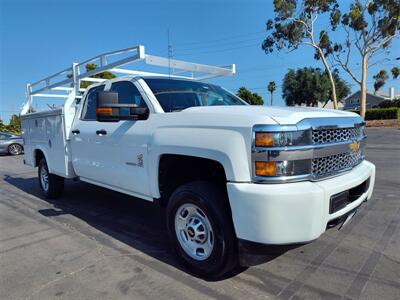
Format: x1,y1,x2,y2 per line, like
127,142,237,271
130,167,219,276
183,105,358,125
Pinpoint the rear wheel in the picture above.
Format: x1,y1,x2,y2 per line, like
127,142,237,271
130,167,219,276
38,158,64,198
166,181,238,279
8,144,23,155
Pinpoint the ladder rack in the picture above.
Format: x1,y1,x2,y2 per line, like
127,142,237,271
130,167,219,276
22,45,236,114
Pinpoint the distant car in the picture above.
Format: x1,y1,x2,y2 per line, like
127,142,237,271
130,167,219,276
0,131,24,155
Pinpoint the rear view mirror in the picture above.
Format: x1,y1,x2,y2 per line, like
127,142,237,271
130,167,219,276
96,91,119,122
96,91,149,122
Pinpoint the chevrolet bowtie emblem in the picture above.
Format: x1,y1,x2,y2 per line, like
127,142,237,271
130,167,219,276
350,141,360,152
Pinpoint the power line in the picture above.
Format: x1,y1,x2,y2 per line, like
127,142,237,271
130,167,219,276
176,43,262,57
174,20,330,49
173,30,265,47
175,36,264,52
239,64,285,73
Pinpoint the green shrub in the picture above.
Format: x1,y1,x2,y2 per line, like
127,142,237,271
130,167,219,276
365,108,400,120
352,108,400,120
378,99,400,108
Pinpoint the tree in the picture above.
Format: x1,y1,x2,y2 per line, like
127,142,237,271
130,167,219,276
68,63,116,89
373,69,389,93
331,70,352,103
282,67,350,107
0,119,6,132
392,66,400,79
263,0,400,117
8,114,21,132
0,115,22,134
236,87,264,105
328,1,400,117
263,0,341,109
267,81,277,106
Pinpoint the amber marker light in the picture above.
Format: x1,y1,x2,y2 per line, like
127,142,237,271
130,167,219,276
255,161,277,177
255,132,274,147
96,107,113,115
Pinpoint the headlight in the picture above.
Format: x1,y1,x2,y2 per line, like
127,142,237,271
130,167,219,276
255,160,311,177
254,130,311,177
255,131,310,147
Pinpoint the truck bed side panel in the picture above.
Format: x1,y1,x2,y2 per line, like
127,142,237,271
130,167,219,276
21,109,75,178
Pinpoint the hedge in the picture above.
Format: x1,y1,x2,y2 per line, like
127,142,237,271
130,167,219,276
377,99,400,108
364,108,400,120
351,108,400,120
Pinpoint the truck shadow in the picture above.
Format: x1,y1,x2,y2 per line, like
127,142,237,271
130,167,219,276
4,175,295,281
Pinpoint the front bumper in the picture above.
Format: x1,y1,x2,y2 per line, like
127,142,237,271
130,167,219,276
227,160,375,245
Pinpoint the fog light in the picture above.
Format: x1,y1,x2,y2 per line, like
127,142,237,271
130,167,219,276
255,159,311,177
255,161,277,176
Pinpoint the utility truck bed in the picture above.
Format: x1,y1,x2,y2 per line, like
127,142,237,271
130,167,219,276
22,109,76,178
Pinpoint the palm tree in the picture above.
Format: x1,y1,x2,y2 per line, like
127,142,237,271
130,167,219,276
267,81,276,106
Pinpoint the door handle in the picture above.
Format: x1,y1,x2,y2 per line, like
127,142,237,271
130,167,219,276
96,129,107,136
72,129,80,135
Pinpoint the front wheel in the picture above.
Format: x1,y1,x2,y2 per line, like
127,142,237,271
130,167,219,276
166,181,238,279
38,158,64,198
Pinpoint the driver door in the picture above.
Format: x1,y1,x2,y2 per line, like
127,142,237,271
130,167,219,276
71,80,151,198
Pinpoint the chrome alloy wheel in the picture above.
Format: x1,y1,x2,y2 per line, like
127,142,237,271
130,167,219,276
40,165,49,192
9,144,22,155
174,203,214,261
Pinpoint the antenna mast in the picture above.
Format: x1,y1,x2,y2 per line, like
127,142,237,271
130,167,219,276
167,29,173,78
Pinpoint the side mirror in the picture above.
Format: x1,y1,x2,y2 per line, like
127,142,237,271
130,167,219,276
96,91,149,122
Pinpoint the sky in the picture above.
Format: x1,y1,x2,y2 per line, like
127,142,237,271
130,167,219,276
0,0,399,122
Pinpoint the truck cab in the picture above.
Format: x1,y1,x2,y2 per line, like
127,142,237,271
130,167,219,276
21,45,375,279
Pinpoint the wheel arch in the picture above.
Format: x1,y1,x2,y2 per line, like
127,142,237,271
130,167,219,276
33,147,48,168
148,127,251,200
156,154,229,206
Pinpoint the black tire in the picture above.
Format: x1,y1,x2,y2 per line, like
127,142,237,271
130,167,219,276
8,143,23,155
166,181,238,279
38,158,64,198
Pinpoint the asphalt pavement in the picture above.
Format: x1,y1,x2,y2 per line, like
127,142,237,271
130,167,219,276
0,128,399,299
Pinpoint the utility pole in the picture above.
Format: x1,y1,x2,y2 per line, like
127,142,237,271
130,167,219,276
167,29,173,78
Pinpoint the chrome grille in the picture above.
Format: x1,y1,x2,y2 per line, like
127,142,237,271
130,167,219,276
312,127,363,145
312,149,364,177
252,117,366,183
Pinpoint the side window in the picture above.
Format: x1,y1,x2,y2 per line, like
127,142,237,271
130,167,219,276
109,81,147,115
81,85,105,121
0,134,8,139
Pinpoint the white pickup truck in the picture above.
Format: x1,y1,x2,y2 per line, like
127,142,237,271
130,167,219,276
21,45,375,278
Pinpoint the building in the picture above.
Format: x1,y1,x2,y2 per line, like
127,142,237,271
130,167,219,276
318,100,344,110
343,87,398,111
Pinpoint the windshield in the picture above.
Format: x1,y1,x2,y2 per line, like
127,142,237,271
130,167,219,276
143,78,247,112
